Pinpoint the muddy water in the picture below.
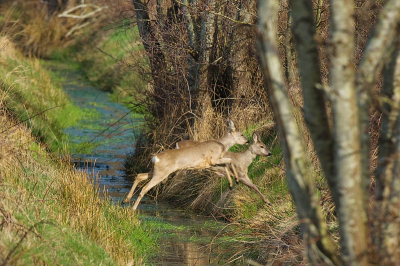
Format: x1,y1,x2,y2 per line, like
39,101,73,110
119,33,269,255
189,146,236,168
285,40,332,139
48,62,246,265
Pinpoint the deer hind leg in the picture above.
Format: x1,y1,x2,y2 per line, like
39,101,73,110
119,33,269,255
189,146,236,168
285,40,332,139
215,157,237,189
223,166,233,189
132,172,169,210
122,173,149,203
240,174,271,206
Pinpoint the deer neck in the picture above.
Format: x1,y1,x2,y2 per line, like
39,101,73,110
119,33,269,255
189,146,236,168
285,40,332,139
216,133,235,152
246,147,258,160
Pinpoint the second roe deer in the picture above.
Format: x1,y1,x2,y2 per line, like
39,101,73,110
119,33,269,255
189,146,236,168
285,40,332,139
122,120,248,210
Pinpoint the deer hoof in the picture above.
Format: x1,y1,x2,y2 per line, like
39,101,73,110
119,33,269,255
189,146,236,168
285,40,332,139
229,185,233,190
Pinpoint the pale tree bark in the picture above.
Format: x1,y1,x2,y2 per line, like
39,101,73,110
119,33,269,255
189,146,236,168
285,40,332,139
257,0,400,264
356,0,400,201
257,0,338,264
329,0,368,264
377,37,400,264
288,0,336,208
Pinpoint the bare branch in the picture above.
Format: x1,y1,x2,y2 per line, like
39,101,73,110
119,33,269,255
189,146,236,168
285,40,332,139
58,4,108,19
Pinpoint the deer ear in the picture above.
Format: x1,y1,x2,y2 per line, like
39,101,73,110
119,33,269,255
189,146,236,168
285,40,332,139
252,132,259,143
227,119,236,133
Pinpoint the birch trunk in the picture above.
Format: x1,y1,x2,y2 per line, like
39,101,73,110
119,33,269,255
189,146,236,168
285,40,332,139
288,0,336,208
356,0,400,200
330,0,368,264
257,0,338,264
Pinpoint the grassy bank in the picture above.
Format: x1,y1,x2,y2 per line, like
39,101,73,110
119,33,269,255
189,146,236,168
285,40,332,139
0,37,87,152
0,36,158,265
0,108,158,264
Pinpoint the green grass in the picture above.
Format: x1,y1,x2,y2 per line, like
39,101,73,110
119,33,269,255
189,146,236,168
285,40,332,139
0,113,160,264
3,185,115,265
0,56,87,152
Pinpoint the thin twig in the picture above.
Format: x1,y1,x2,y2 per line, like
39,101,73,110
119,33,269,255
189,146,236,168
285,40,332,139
1,105,65,134
260,158,285,170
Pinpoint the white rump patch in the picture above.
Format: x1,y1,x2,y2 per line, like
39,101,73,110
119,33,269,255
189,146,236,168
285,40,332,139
152,156,160,163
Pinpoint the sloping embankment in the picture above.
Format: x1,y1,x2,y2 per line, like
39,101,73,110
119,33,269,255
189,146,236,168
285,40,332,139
0,37,156,265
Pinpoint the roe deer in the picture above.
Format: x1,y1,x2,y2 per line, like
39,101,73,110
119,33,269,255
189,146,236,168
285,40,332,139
176,132,272,205
122,120,248,210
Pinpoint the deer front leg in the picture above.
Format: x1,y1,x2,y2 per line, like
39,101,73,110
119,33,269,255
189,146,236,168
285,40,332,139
240,174,272,206
122,173,149,204
132,172,168,210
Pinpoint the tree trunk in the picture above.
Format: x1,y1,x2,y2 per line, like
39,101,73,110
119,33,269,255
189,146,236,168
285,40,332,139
375,34,400,264
132,0,169,119
178,0,199,116
194,0,217,139
357,0,400,201
330,0,368,264
289,0,336,209
257,0,338,264
228,0,258,113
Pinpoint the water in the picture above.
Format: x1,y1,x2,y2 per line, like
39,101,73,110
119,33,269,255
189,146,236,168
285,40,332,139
47,62,246,265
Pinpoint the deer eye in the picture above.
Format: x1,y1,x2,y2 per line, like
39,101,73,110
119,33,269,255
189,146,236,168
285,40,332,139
261,146,264,148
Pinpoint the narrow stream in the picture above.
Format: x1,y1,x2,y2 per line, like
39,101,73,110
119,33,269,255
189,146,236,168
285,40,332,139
48,62,246,265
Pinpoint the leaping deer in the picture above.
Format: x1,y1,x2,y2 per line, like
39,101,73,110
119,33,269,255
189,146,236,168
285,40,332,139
122,120,248,210
176,132,272,205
